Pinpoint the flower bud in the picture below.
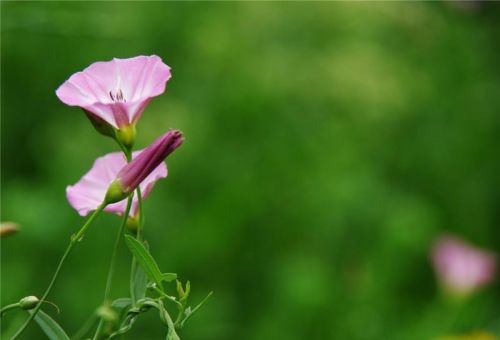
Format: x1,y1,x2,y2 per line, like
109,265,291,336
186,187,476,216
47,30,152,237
126,215,139,234
19,296,39,310
176,280,190,303
96,305,118,322
116,130,183,195
176,280,184,298
0,222,19,238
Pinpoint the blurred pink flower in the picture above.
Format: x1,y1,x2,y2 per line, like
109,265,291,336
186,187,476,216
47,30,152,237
431,234,496,296
66,150,167,217
56,55,171,129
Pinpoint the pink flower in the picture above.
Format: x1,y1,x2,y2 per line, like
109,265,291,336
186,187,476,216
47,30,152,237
56,55,171,130
66,150,167,217
431,234,497,296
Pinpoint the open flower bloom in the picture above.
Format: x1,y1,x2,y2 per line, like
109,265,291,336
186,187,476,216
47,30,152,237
66,150,167,217
431,234,497,296
55,55,171,129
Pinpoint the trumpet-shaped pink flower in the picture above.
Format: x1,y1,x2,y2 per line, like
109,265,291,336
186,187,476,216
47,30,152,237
431,234,497,296
56,55,171,129
66,150,167,217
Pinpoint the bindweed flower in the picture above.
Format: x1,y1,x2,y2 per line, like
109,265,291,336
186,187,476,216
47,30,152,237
105,130,183,203
431,234,497,297
55,55,171,147
67,150,167,217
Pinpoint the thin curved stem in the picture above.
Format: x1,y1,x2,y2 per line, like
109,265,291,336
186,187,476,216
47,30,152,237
92,196,133,340
0,303,20,317
11,202,107,340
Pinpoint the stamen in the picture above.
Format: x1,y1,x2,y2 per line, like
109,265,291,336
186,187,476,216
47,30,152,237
109,89,126,102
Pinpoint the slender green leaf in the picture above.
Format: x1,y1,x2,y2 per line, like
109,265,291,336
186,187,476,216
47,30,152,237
124,235,163,288
111,298,132,310
162,273,177,282
30,309,70,340
133,265,149,301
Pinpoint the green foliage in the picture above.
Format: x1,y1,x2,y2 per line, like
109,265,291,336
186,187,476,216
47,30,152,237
31,310,70,340
125,235,168,290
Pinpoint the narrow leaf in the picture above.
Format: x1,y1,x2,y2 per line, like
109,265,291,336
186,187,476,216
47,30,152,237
162,273,177,282
133,265,149,301
111,298,132,310
124,235,163,287
30,309,70,340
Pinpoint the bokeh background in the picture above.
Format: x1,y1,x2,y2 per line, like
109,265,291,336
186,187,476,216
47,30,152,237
2,2,500,339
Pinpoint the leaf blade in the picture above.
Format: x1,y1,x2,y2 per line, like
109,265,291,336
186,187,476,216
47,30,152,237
124,235,163,288
30,309,70,340
162,273,177,282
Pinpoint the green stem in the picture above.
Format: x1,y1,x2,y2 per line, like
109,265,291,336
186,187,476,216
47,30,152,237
71,312,98,340
129,187,144,306
91,144,134,340
11,203,106,340
135,187,144,239
173,303,185,328
116,139,130,157
157,300,180,340
104,196,133,302
92,196,133,340
0,303,20,317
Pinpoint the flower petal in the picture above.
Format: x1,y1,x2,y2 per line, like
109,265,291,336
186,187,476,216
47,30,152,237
56,55,171,128
66,150,167,217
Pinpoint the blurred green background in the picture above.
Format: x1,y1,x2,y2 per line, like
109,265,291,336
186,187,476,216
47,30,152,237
2,2,500,339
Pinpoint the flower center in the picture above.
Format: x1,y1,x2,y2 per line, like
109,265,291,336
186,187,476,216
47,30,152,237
109,89,126,103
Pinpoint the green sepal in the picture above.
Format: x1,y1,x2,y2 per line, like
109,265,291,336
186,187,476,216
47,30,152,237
84,111,116,138
115,124,136,150
105,180,128,204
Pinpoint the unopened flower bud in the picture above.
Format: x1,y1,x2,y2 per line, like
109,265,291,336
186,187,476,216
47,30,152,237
126,216,139,234
19,296,39,310
176,280,184,298
116,130,183,195
102,130,182,205
0,222,19,238
176,280,190,303
96,305,118,322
